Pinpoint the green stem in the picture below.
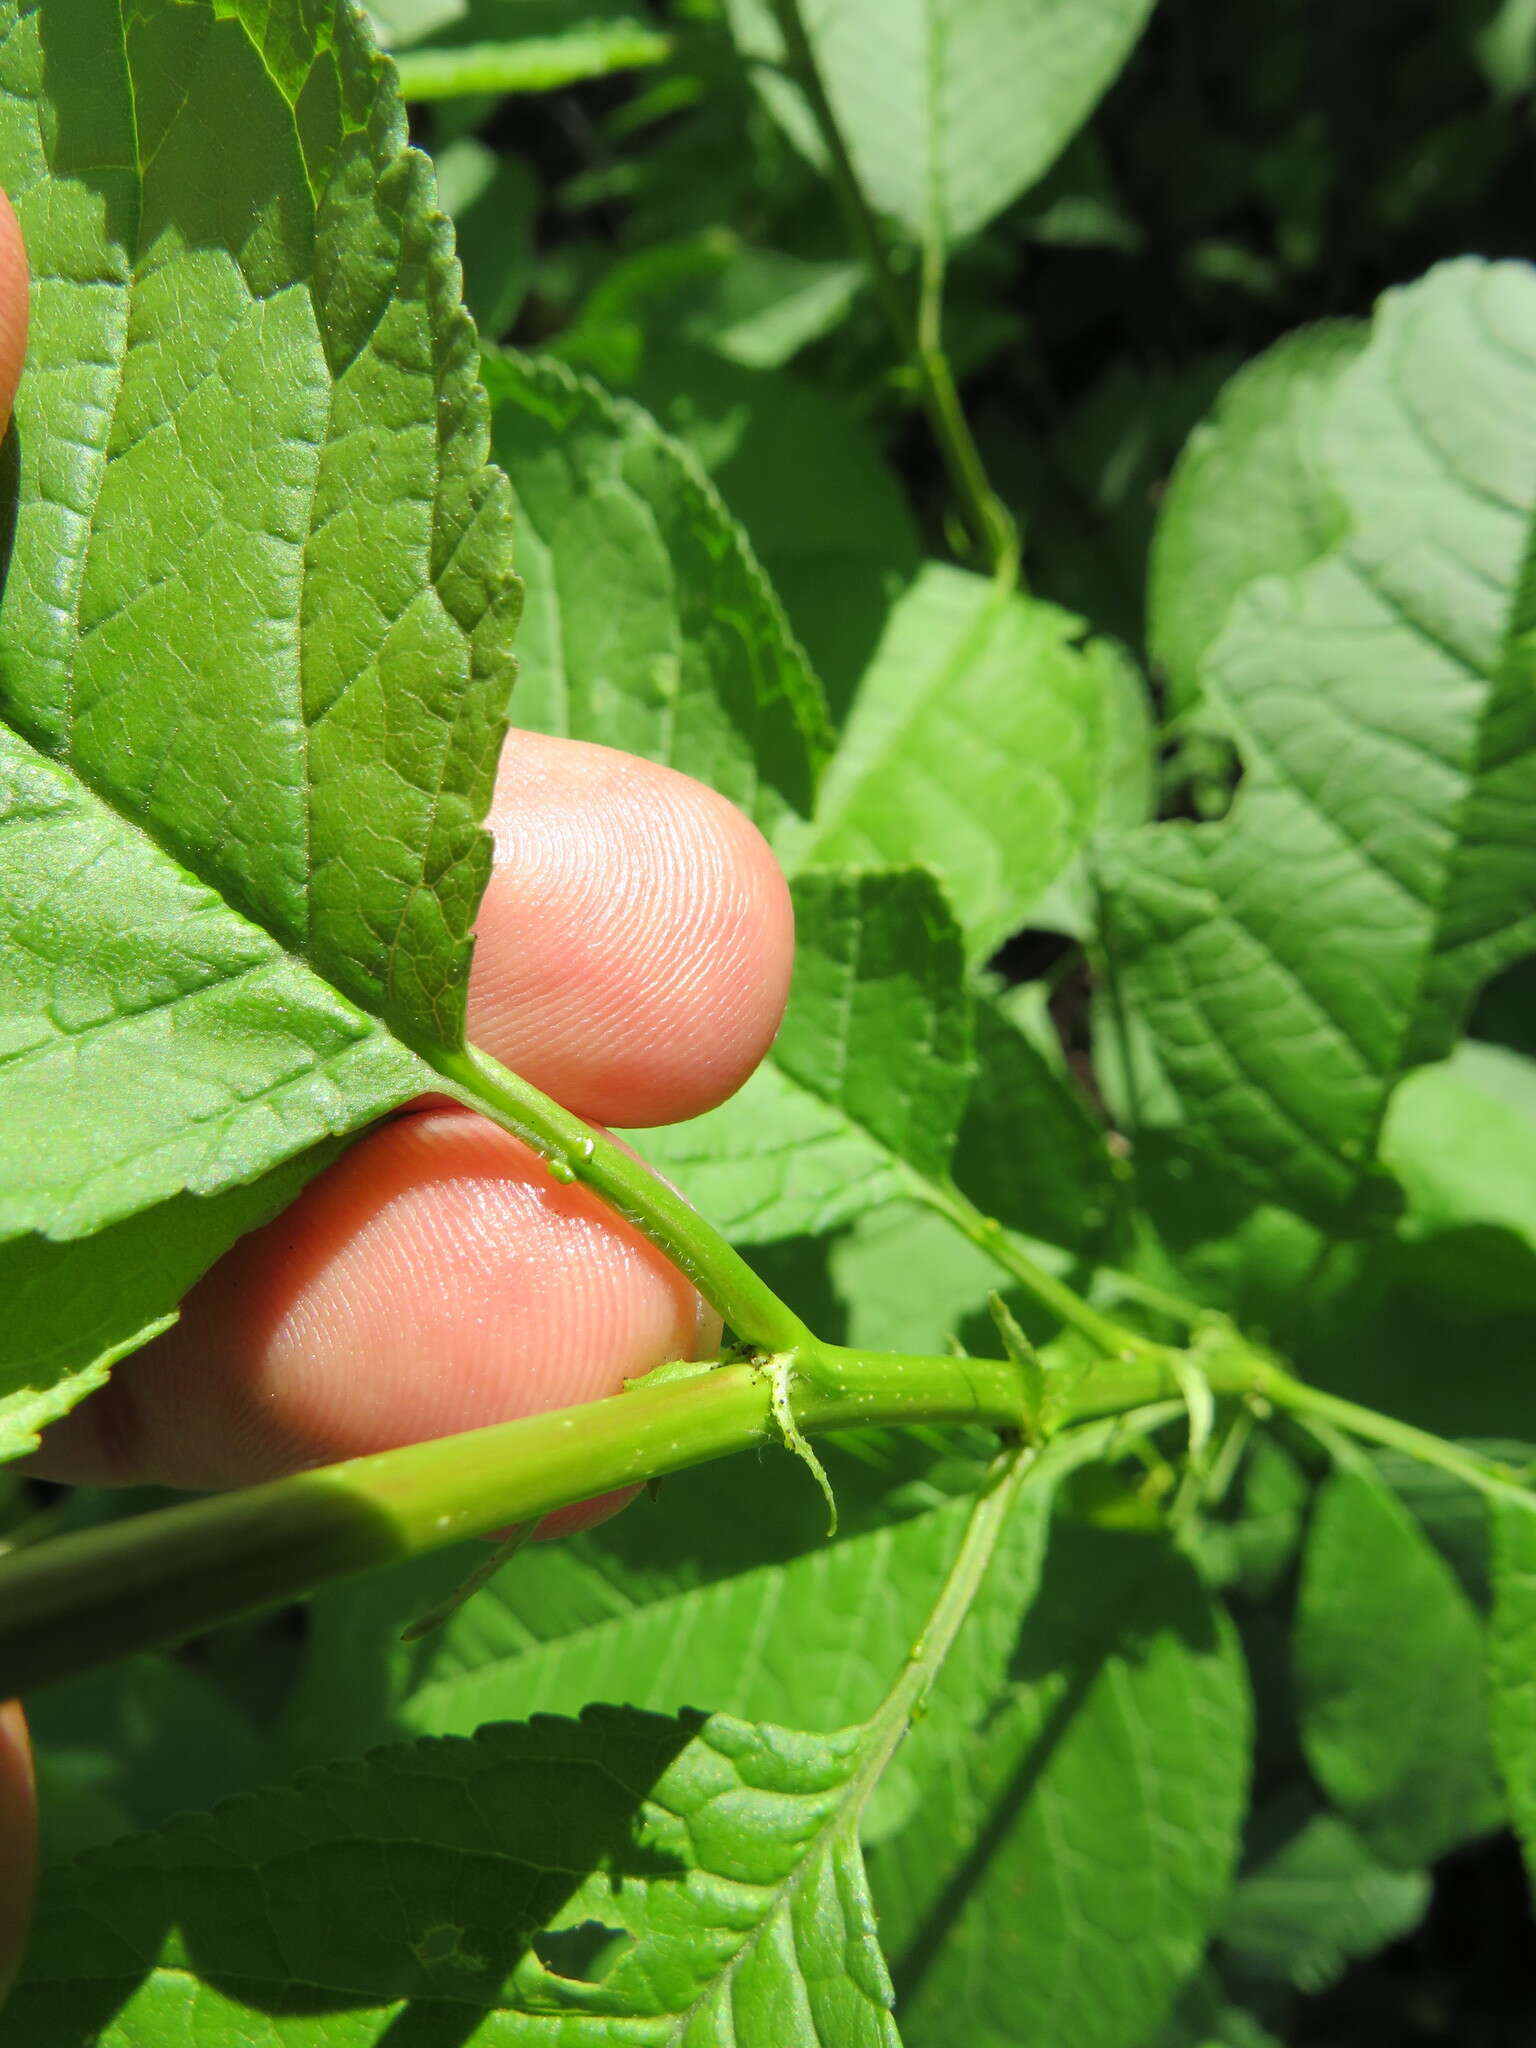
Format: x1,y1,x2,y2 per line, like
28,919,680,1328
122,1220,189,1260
917,1179,1162,1364
4,1298,1516,1700
863,1434,1038,1747
764,0,1017,579
432,1041,814,1356
1259,1369,1531,1503
0,1347,1035,1699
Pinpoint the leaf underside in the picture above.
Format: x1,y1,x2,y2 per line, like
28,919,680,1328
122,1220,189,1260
639,863,1117,1260
727,0,1157,250
14,1705,902,2046
1294,1467,1503,1868
482,346,828,833
0,0,518,1454
1100,261,1536,1222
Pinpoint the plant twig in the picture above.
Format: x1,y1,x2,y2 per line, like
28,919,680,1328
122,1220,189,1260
916,1178,1164,1364
764,0,1017,580
0,1347,1039,1698
431,1041,815,1357
1260,1371,1533,1504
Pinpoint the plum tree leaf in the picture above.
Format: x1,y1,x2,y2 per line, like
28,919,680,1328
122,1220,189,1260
780,563,1136,962
727,0,1157,250
638,866,973,1243
1149,321,1366,714
869,1523,1251,2048
483,349,828,830
640,865,1116,1267
28,1649,272,1867
380,0,669,98
950,989,1119,1257
551,334,921,727
17,1440,1081,2045
1294,1466,1503,1867
0,0,518,1454
0,1146,341,1457
1379,1040,1536,1312
1100,261,1536,1221
638,862,1120,1281
1214,1794,1431,1996
1488,1495,1536,1891
15,1705,904,2046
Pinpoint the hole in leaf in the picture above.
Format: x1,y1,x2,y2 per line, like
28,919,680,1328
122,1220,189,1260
533,1920,634,1986
987,926,1075,987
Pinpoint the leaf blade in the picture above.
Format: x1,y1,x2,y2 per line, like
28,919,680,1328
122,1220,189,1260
1295,1466,1503,1867
874,1523,1251,2048
1100,261,1536,1219
728,0,1156,248
14,1706,900,2045
1488,1495,1536,1892
783,563,1128,963
483,349,827,829
637,867,973,1244
0,0,517,1448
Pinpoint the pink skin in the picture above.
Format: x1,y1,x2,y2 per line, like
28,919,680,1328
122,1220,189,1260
0,188,797,1990
0,187,34,2002
33,735,794,1490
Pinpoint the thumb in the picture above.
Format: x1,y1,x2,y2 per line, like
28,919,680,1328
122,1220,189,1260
0,1701,35,2008
0,188,27,435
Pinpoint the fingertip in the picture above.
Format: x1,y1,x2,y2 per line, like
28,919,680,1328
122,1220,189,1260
32,1112,715,1492
0,1701,34,2009
0,191,28,438
469,734,795,1129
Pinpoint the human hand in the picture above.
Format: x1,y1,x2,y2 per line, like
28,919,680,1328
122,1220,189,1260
0,187,794,1996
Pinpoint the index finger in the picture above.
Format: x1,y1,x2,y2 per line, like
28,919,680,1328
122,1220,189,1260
0,190,25,435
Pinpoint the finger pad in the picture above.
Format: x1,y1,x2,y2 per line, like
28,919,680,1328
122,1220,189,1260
37,1115,708,1490
469,734,794,1127
0,191,28,437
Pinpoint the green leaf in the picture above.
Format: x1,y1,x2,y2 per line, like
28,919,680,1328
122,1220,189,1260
1294,1467,1504,1867
382,0,669,98
832,1199,1028,1357
638,867,972,1243
0,0,516,1452
1194,1432,1311,1601
1149,321,1366,713
584,341,921,727
0,1147,337,1456
1371,1445,1518,1610
1380,1040,1536,1312
1474,0,1536,96
1099,261,1536,1220
482,349,828,829
15,1705,903,2045
557,231,862,375
1215,1794,1431,1995
950,989,1119,1257
1488,1495,1536,1891
21,1442,1082,2043
640,873,1116,1269
1148,1973,1285,2048
28,1652,268,1866
782,563,1138,962
727,0,1158,248
870,1523,1251,2048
